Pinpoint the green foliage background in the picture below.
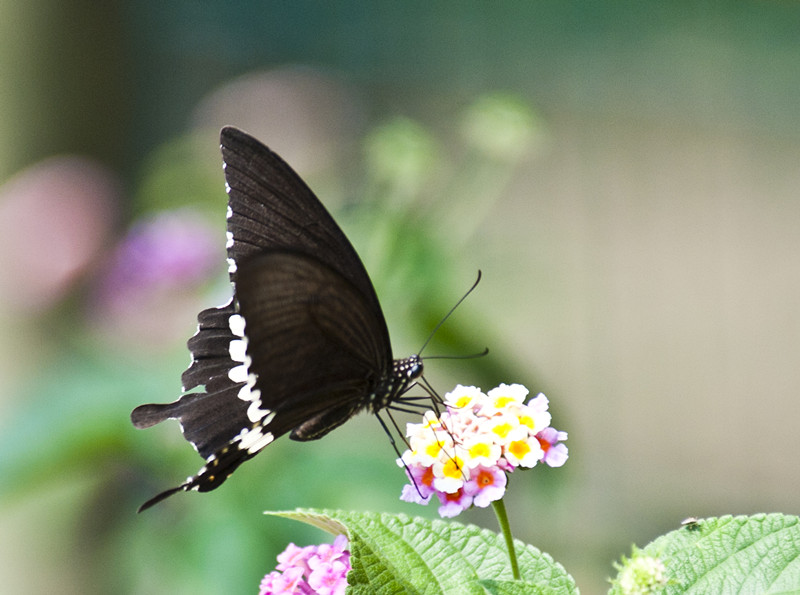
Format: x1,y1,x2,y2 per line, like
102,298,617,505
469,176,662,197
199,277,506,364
2,3,800,594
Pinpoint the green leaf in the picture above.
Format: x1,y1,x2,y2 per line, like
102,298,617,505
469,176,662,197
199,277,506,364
478,578,569,595
618,513,800,595
268,509,577,595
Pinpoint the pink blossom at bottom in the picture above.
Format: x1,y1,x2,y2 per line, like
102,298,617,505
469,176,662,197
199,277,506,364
260,535,350,595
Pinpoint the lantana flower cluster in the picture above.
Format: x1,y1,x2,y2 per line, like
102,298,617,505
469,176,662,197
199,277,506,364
399,383,568,518
259,534,350,595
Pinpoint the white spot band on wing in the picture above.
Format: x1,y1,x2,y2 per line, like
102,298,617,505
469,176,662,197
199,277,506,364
237,426,275,454
229,338,248,363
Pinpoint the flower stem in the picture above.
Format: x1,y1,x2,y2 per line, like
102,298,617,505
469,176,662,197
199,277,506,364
492,499,520,580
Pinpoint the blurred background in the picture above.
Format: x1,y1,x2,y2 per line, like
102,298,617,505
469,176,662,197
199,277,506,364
1,2,799,594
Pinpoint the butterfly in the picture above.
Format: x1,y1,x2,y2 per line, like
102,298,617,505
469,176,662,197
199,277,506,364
131,127,429,511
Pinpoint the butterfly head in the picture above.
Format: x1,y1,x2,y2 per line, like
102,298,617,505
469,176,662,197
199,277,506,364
368,354,424,412
394,354,423,382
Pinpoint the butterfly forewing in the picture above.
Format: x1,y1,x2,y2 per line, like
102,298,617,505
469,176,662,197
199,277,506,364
221,127,385,315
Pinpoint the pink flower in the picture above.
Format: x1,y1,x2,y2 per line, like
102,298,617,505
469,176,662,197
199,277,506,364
436,487,474,518
259,566,305,594
260,536,349,595
276,543,314,574
0,156,119,313
309,535,349,566
464,465,507,508
307,559,349,594
399,464,435,504
537,427,569,467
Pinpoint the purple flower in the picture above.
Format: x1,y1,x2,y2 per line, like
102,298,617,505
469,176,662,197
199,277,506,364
464,465,507,508
537,427,569,467
399,464,435,505
307,559,349,595
91,209,220,346
276,543,315,574
259,567,305,594
260,535,350,595
98,209,218,306
436,487,474,518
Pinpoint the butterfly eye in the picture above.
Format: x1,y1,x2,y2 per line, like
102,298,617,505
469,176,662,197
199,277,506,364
407,357,423,380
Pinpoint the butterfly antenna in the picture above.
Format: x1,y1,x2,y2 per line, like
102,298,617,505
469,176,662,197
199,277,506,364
417,270,483,356
422,347,490,361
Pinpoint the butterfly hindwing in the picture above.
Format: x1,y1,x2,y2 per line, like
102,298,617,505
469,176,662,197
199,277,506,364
234,250,391,438
131,299,251,460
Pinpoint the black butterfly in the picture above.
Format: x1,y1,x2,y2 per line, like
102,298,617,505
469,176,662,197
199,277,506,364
131,127,427,511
